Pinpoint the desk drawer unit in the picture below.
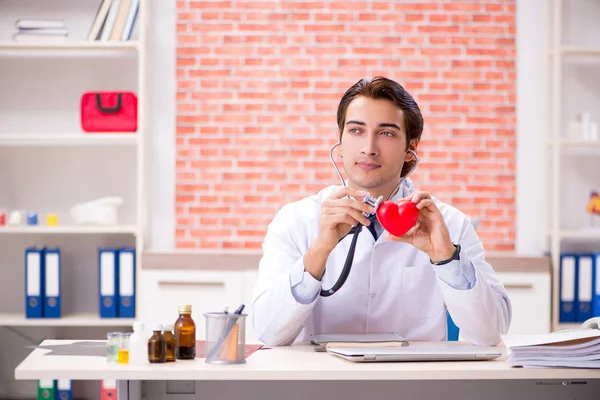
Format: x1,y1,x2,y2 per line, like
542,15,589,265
138,270,245,340
496,271,551,335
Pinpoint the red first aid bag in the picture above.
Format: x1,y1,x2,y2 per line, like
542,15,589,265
80,92,137,132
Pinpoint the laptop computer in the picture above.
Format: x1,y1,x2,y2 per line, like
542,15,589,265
326,343,503,362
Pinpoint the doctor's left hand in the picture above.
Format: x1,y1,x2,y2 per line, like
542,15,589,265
387,191,456,263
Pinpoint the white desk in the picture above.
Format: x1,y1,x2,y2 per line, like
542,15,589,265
15,340,600,400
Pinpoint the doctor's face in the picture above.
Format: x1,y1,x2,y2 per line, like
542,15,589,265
340,96,415,194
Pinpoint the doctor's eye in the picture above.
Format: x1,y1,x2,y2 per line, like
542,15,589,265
348,128,362,134
380,131,395,137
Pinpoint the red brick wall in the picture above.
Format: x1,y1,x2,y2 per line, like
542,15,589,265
175,0,516,251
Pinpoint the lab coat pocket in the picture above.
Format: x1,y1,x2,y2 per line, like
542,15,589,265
401,265,445,320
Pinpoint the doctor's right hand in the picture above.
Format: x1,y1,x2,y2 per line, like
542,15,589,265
317,187,374,252
305,187,374,281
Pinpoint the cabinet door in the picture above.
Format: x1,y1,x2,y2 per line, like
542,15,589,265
138,270,244,340
496,272,551,335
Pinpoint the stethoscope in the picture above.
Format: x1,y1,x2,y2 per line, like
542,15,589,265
320,142,420,297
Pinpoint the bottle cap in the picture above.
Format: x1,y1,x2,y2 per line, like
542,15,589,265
133,322,144,331
163,323,174,331
152,323,163,332
178,304,192,313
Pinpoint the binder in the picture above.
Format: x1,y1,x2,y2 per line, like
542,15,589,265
99,249,118,318
56,380,72,400
101,379,117,400
26,248,44,318
38,380,55,400
559,253,577,323
593,253,600,318
577,254,594,322
118,248,136,318
43,248,61,318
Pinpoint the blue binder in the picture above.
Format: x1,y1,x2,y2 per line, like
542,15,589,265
593,253,600,318
43,248,61,318
118,248,136,318
25,248,44,318
559,253,578,323
56,380,72,400
577,253,594,322
99,249,118,318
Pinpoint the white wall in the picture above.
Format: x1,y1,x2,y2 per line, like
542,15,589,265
515,0,548,255
145,0,175,251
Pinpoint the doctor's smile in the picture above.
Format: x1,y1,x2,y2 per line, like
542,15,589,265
252,76,511,348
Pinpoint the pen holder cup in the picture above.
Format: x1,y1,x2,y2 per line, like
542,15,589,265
204,312,247,364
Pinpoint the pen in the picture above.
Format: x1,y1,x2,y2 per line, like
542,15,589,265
233,304,245,315
206,304,245,361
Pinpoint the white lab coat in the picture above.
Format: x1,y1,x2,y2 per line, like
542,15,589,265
251,179,511,347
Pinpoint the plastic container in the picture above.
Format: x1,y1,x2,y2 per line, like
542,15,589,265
70,197,123,225
129,322,146,365
204,312,247,364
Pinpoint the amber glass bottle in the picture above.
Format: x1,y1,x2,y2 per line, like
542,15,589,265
163,323,177,362
147,324,166,363
175,304,196,359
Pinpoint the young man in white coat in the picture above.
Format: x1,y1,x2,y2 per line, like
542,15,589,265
251,76,511,347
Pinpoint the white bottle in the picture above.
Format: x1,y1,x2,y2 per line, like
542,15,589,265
128,322,146,365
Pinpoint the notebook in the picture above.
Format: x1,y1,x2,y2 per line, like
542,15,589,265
327,343,502,363
310,332,408,348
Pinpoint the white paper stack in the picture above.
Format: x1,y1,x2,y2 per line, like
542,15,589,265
503,329,600,368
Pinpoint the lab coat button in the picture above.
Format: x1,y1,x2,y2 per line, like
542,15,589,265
371,293,376,298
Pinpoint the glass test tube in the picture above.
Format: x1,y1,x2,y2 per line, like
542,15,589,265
106,332,119,364
118,333,131,364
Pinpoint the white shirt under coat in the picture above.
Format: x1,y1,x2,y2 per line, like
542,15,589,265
251,178,512,346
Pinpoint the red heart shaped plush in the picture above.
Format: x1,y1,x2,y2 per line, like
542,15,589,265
376,200,419,237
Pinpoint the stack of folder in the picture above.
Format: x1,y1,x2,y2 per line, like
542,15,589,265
98,248,136,318
25,247,136,319
25,248,61,319
38,379,72,400
559,252,600,323
503,328,600,368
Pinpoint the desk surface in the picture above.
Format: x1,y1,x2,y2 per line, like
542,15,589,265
14,340,600,381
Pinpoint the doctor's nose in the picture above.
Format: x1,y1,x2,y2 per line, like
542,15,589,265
361,138,379,157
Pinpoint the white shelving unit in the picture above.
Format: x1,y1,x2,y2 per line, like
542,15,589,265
0,40,140,52
546,0,600,332
0,313,135,327
0,0,146,327
0,225,139,234
0,133,138,146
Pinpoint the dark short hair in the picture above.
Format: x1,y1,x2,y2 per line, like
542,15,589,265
336,77,423,176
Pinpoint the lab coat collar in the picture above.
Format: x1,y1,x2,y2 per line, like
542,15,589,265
342,177,416,202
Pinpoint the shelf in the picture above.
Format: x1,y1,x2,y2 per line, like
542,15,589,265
548,138,600,147
0,41,139,51
549,230,600,240
0,41,139,57
0,134,138,147
549,47,600,57
0,312,135,327
0,225,138,234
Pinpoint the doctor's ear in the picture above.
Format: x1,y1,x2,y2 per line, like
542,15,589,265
404,140,418,162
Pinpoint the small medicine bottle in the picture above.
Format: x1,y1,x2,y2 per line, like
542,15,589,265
163,323,177,362
175,304,196,359
147,324,166,363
